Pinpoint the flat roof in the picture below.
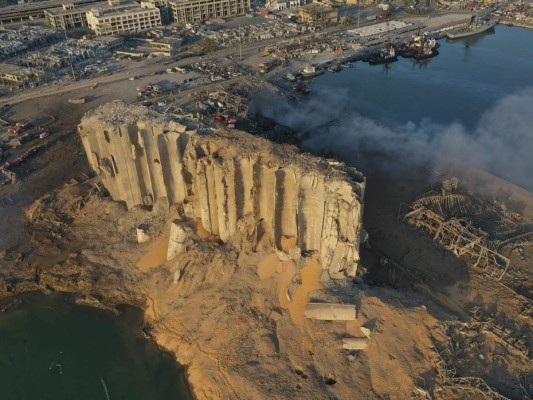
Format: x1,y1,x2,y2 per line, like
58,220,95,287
0,0,100,16
88,1,156,16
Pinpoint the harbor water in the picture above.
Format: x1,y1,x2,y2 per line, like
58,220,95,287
0,26,532,400
0,292,191,400
313,25,533,130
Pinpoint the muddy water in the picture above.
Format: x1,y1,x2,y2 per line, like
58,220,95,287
258,254,325,324
287,256,324,324
0,292,191,400
137,231,170,272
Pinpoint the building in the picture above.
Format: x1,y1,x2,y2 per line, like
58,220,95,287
298,4,338,23
86,0,162,36
169,0,250,24
45,3,94,30
0,63,45,87
0,0,100,25
142,0,171,23
266,0,305,11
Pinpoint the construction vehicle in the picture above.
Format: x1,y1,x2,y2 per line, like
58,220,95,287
258,62,273,74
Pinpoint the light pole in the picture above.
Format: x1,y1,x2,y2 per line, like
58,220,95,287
357,0,361,28
239,24,242,61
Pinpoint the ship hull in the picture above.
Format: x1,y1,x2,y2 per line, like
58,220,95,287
368,56,398,65
447,20,498,40
301,71,324,79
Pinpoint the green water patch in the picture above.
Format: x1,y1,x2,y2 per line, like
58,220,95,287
0,292,191,400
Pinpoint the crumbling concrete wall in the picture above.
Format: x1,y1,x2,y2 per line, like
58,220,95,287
79,102,366,279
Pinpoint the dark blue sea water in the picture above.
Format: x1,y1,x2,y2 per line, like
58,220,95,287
313,25,533,129
0,293,191,400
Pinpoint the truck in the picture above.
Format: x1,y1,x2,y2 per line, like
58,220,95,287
258,62,273,74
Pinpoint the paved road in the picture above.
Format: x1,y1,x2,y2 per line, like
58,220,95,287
4,9,471,107
0,17,386,106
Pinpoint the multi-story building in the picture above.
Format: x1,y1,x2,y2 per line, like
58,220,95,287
0,0,100,25
86,0,162,35
45,3,94,30
142,0,171,22
169,0,250,24
266,0,305,11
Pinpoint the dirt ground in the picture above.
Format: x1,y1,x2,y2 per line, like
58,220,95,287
0,86,531,400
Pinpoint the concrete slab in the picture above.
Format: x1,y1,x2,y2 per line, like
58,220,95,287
304,303,357,321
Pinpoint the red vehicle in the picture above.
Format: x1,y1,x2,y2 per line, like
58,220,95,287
226,118,238,125
15,122,27,128
7,128,21,134
291,84,310,94
214,114,226,122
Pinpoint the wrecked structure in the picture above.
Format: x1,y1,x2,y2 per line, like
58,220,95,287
398,178,531,280
17,37,122,71
79,102,366,279
0,26,62,61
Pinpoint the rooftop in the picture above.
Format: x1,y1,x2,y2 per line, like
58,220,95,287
45,2,106,16
0,0,100,16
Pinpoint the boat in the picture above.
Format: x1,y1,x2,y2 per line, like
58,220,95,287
291,83,310,94
397,32,439,59
300,65,324,78
368,46,398,65
340,62,354,68
413,48,439,61
327,64,342,72
412,37,439,60
284,72,297,81
447,17,498,40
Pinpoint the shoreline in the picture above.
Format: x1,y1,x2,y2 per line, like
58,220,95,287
0,16,531,400
0,289,195,400
499,19,533,30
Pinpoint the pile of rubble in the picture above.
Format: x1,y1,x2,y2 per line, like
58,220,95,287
195,78,268,119
0,26,62,61
494,0,533,26
398,178,533,280
17,38,114,71
211,20,314,48
262,32,363,62
136,83,162,100
187,59,244,82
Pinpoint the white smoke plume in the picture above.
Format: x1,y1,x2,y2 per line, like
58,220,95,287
250,87,533,191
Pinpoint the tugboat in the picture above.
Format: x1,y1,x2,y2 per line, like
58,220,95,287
291,83,310,94
300,65,324,78
368,45,398,65
397,33,439,59
412,37,439,60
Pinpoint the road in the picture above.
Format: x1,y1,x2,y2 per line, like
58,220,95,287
2,9,472,107
0,16,385,107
